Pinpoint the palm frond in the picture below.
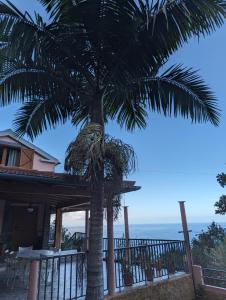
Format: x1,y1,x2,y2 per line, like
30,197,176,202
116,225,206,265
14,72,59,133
64,123,104,178
13,96,73,139
65,126,136,181
0,0,223,138
106,65,220,130
104,135,137,180
146,0,226,60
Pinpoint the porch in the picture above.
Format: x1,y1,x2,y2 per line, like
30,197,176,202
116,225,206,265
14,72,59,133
0,167,192,299
0,238,189,300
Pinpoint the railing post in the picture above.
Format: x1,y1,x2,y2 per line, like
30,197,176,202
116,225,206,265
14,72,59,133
107,198,115,295
123,206,130,248
179,201,193,274
27,260,40,300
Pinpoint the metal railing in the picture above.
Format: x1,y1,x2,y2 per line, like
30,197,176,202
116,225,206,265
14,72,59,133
62,234,183,252
37,252,86,300
104,240,188,291
103,237,184,251
203,268,226,288
37,239,187,299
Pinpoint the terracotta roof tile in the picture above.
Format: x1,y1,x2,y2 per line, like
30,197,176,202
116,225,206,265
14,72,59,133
0,166,63,179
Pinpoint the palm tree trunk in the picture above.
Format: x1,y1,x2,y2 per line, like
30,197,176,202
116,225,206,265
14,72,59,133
85,97,104,300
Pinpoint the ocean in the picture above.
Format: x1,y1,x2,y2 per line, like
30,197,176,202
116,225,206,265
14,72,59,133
67,223,226,241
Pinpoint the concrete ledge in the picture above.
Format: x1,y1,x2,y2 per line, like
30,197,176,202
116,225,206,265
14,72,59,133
203,285,226,300
193,265,226,300
106,274,195,300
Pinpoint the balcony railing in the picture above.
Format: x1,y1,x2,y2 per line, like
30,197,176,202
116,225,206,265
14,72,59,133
37,240,188,299
103,237,184,251
37,252,86,300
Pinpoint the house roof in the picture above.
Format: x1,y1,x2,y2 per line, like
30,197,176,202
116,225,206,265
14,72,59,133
0,166,141,209
0,129,60,165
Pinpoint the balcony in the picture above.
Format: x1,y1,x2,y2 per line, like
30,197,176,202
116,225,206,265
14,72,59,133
0,238,189,300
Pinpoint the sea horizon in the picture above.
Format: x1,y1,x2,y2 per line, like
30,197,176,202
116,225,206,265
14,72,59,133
66,222,226,241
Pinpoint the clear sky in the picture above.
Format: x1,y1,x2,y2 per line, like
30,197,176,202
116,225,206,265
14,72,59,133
2,1,226,225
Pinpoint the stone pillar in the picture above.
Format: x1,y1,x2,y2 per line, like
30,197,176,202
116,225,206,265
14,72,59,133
179,201,193,274
193,265,204,290
27,260,40,300
54,208,62,250
107,198,115,295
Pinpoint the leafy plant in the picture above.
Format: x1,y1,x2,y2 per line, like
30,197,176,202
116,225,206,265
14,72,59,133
0,1,225,298
191,222,226,267
121,259,134,287
136,248,154,281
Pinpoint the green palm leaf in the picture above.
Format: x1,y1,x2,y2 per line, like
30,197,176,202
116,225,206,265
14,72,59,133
106,65,219,130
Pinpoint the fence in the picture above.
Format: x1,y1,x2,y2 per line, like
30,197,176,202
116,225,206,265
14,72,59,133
37,252,86,300
103,237,183,251
62,234,183,252
105,240,188,291
37,240,188,299
203,268,226,289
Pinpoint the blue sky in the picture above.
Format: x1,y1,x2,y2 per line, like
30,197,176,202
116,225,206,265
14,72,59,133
2,1,226,225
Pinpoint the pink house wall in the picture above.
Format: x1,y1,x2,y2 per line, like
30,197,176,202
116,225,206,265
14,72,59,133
0,136,57,172
33,153,56,172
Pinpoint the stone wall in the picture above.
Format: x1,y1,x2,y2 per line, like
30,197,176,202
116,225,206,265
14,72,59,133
193,265,226,300
106,274,195,300
202,285,226,300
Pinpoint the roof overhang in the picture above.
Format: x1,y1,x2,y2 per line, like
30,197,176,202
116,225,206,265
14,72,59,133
0,168,141,209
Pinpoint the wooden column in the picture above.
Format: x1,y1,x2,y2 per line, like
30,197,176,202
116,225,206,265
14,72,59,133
107,198,115,295
179,201,193,274
42,203,51,249
0,200,5,235
124,206,130,248
54,208,62,250
27,260,40,300
85,209,90,251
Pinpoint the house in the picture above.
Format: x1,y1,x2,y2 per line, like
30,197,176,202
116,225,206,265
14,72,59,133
0,129,139,253
0,129,59,171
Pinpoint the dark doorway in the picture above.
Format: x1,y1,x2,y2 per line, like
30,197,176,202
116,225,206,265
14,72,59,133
11,206,38,250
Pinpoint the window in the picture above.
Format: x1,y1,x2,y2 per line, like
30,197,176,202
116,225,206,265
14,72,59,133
0,147,21,167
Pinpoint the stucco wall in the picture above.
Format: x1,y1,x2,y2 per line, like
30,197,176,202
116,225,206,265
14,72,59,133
0,136,56,171
106,274,195,300
33,153,56,172
202,285,226,300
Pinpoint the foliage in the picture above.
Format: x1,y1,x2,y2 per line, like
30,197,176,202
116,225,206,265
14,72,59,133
215,172,226,214
0,0,226,298
0,0,223,140
216,172,226,187
191,222,226,267
62,236,84,251
64,124,137,219
208,238,226,268
215,195,226,215
64,124,136,182
49,218,72,243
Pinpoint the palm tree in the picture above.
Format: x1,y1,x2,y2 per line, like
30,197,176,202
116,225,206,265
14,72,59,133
0,1,225,298
64,125,136,217
64,126,136,293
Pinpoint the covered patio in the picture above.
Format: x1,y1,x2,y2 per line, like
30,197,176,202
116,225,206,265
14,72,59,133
0,166,139,252
0,167,191,300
